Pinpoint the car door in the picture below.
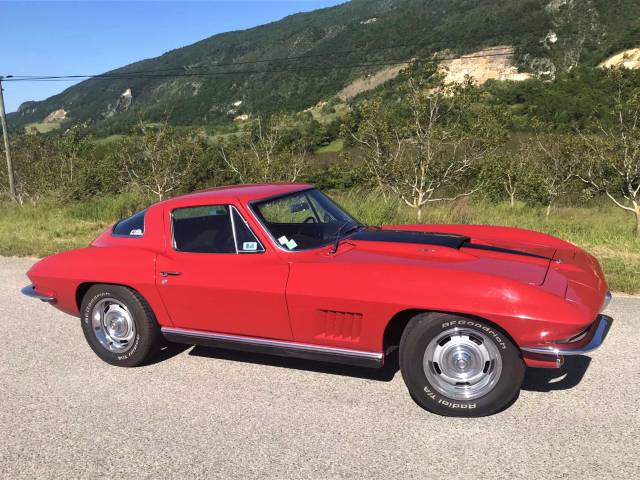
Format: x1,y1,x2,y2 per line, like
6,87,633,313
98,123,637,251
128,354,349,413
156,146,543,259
156,202,293,340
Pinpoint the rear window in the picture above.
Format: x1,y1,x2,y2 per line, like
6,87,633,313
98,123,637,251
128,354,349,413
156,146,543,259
112,210,146,237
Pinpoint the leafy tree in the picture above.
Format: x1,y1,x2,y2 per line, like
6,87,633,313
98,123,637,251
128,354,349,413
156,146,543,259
531,134,577,216
219,114,308,184
1,134,62,204
349,64,506,220
481,149,539,208
573,69,640,235
116,122,207,201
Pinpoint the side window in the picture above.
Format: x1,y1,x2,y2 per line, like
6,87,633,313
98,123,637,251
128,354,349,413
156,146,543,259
172,205,235,253
171,205,264,254
113,210,145,237
231,207,265,253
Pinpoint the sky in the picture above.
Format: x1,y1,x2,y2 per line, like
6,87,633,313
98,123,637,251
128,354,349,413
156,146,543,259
0,0,346,113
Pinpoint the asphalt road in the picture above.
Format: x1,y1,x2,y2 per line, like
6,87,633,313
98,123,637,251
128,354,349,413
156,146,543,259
1,256,639,479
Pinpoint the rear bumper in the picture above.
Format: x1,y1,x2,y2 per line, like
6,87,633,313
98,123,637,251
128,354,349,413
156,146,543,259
522,314,613,357
21,284,56,303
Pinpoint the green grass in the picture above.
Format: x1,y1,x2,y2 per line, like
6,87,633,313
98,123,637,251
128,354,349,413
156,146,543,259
316,139,344,154
2,191,639,293
0,194,150,257
92,134,125,145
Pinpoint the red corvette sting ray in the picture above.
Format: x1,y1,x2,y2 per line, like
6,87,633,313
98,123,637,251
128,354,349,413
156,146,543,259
22,184,613,416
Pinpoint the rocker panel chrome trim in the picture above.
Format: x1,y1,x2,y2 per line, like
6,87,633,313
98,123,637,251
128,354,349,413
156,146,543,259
161,327,384,368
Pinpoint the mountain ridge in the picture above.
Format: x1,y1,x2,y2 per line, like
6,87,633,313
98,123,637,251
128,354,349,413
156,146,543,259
8,0,640,133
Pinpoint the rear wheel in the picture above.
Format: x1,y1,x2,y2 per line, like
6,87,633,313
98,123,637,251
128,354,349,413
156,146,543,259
399,312,525,417
80,285,161,367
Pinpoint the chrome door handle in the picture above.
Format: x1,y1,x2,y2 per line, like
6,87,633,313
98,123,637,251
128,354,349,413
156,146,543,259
160,271,182,277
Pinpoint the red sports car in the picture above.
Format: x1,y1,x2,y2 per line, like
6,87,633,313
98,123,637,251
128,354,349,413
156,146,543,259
22,184,613,416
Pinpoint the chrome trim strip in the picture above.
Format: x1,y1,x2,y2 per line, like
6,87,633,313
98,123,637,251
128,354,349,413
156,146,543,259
521,315,613,356
229,205,239,254
20,284,55,303
161,327,383,363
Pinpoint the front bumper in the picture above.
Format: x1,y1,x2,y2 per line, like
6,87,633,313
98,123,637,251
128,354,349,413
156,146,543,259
522,314,613,356
21,284,55,303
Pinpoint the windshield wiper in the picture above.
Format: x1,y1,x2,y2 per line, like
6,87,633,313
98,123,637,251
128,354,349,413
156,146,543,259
331,222,364,254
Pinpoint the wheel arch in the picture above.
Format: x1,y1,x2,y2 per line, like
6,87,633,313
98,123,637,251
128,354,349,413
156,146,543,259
383,308,521,355
76,282,143,311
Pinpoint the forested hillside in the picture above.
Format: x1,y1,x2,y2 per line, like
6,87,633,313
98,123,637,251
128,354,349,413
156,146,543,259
8,0,640,132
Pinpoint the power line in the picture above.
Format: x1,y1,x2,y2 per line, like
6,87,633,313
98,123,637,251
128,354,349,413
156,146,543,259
3,49,517,83
6,43,517,79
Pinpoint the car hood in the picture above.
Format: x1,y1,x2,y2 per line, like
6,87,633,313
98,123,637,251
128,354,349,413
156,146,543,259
342,227,555,286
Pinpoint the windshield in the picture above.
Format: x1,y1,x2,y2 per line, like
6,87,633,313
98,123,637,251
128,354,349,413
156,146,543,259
251,188,361,250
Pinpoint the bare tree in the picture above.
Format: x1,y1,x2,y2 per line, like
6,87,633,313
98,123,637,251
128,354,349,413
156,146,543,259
220,115,306,184
118,121,204,201
574,71,640,235
350,66,504,220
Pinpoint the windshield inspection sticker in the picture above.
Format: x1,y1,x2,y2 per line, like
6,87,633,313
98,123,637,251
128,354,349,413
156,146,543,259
242,242,258,251
129,229,143,236
278,236,298,250
286,238,298,250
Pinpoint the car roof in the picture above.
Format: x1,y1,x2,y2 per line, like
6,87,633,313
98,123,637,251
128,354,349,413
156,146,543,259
159,183,313,207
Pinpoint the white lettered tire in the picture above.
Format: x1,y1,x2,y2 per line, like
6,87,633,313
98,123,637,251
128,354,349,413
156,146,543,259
399,312,525,417
80,284,161,367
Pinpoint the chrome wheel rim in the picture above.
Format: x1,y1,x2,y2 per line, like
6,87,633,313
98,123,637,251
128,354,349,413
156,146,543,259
423,327,502,401
91,298,136,353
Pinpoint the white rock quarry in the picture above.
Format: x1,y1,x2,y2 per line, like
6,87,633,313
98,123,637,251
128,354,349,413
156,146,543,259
440,46,532,84
599,48,640,70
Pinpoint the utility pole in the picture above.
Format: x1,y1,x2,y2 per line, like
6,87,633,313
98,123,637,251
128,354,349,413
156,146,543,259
0,76,16,201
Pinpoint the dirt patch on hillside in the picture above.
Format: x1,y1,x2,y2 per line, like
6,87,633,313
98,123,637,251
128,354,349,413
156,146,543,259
337,63,409,100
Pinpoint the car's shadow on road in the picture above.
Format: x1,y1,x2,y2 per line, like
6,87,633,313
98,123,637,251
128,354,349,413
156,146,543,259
143,342,191,366
151,345,593,391
189,346,401,382
522,355,592,392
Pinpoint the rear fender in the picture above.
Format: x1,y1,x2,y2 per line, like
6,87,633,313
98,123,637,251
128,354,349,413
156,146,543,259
26,247,173,327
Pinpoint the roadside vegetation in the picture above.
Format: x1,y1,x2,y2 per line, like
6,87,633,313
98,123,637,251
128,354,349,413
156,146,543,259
1,64,639,292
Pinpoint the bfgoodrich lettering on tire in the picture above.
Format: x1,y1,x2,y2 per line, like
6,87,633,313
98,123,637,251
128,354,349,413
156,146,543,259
399,312,525,417
80,284,161,367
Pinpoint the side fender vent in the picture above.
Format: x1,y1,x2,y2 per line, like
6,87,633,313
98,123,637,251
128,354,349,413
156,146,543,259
314,309,363,343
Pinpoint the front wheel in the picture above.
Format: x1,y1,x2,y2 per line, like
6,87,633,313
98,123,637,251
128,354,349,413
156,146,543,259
399,312,525,417
80,285,161,367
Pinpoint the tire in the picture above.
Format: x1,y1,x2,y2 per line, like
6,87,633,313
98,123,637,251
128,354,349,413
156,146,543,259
399,312,525,417
80,284,161,367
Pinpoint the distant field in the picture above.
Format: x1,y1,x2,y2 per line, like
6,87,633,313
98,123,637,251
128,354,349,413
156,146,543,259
316,139,344,154
24,122,62,134
1,191,638,293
